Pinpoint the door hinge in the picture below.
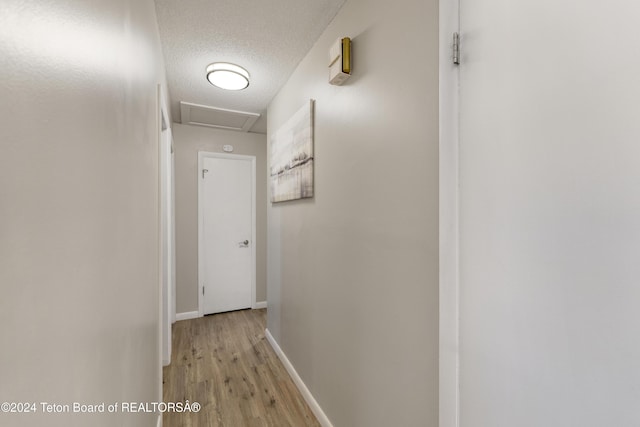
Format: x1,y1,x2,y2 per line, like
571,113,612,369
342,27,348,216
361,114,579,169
202,169,208,179
202,286,205,296
453,32,460,65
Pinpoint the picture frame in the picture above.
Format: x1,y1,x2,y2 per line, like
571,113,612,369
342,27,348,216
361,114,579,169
270,100,315,203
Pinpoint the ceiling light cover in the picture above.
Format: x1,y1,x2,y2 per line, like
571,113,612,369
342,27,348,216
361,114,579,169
206,63,250,90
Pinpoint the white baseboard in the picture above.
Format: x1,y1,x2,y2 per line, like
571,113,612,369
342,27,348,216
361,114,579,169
175,311,199,321
254,301,267,309
265,329,333,427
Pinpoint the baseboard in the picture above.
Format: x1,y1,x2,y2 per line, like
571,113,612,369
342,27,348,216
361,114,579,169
254,301,267,309
175,311,199,321
265,329,333,427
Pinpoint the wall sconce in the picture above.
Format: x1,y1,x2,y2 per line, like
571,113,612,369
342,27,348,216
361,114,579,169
329,37,351,85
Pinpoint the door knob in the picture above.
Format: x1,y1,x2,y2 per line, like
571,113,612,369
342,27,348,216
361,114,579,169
238,240,249,247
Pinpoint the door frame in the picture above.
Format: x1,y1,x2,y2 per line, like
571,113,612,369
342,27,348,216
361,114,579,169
197,151,257,317
158,84,175,369
439,0,460,426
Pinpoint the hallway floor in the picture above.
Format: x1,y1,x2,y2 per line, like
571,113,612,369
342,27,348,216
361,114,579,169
163,309,320,426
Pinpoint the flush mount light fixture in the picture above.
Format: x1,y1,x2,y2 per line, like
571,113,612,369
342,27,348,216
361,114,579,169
206,62,250,90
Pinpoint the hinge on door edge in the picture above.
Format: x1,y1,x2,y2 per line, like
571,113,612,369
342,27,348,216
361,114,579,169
202,286,205,295
453,32,460,65
202,169,208,179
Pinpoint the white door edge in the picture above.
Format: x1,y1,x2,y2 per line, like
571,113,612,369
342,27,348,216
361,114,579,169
197,151,257,317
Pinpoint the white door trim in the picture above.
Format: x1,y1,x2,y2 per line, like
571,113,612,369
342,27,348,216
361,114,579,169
439,0,460,426
157,83,172,394
197,151,257,317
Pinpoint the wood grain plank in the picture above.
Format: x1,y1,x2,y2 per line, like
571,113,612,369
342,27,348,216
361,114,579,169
163,309,320,427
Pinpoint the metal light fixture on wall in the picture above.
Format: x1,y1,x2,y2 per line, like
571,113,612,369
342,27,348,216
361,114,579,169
206,62,250,90
329,37,351,85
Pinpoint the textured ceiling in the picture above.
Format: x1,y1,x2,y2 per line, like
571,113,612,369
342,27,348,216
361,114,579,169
154,0,346,134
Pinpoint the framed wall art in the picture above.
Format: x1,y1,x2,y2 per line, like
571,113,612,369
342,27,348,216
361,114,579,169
270,100,315,203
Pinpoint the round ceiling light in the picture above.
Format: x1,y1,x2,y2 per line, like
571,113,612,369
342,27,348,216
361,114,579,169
206,62,250,90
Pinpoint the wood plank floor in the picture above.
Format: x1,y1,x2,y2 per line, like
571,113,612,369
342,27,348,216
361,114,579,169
163,309,321,427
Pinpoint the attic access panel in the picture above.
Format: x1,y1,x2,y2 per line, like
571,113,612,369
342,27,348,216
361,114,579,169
180,102,260,132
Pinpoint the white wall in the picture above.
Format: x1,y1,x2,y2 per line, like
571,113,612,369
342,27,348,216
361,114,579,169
0,1,168,425
267,0,439,425
173,123,267,314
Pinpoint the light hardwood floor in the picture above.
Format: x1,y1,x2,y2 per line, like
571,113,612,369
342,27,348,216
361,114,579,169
163,309,321,427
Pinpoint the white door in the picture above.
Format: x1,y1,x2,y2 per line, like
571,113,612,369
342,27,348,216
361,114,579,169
200,154,254,315
458,1,640,426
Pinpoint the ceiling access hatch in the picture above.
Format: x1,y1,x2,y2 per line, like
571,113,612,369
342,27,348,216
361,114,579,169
180,101,260,132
